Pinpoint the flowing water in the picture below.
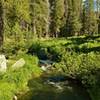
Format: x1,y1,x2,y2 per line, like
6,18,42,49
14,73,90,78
18,59,91,100
18,76,91,100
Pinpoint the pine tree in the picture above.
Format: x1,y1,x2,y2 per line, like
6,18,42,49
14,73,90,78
17,0,31,40
83,0,97,35
30,0,50,38
4,0,20,42
66,0,82,36
0,0,99,41
4,0,31,42
49,0,65,37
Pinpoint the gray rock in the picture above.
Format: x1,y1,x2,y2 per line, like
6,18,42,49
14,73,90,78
12,58,25,69
0,55,7,72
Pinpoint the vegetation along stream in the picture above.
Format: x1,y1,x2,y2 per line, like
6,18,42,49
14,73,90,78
18,75,91,100
17,59,91,100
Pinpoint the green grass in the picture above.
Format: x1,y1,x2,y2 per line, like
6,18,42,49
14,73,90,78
0,35,100,100
0,54,42,100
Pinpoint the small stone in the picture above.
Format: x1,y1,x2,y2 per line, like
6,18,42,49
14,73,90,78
13,95,17,100
41,65,47,71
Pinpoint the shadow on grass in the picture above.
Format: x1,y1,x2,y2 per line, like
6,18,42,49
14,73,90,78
66,46,100,53
27,35,100,59
64,35,100,46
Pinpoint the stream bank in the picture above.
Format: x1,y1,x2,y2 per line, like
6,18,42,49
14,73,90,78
17,72,91,100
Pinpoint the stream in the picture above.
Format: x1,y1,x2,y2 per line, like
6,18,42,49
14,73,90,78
18,76,91,100
18,60,91,100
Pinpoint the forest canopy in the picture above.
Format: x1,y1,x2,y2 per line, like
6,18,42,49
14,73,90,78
0,0,100,45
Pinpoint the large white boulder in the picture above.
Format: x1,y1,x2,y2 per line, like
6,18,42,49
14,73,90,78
0,55,7,72
12,58,25,70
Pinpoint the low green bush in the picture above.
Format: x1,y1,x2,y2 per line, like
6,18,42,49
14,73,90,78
54,52,100,86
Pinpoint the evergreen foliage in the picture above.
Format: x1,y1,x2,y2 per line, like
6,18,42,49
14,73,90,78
0,1,100,100
0,0,99,44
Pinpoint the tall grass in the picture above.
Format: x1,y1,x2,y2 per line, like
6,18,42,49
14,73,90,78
0,54,42,100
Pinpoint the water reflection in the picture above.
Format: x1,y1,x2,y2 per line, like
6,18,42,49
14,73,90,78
18,76,91,100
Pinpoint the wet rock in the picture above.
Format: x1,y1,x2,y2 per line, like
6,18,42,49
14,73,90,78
47,80,63,90
39,60,54,71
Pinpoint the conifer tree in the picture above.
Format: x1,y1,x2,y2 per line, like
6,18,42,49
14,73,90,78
30,0,50,38
49,0,65,37
83,0,97,35
66,0,82,36
4,0,31,42
0,0,100,40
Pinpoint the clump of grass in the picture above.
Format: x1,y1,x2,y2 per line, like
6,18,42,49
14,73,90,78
0,54,42,100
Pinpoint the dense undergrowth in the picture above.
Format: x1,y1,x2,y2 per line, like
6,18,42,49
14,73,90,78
0,35,100,100
28,35,100,100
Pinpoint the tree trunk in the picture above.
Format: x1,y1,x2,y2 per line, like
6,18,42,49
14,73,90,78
0,1,3,47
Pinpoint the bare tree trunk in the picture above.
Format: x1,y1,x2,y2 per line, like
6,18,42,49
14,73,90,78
0,1,3,47
96,0,100,34
45,0,50,38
